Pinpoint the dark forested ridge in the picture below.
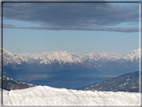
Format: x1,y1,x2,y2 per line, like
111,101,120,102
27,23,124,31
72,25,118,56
81,71,141,92
0,76,35,90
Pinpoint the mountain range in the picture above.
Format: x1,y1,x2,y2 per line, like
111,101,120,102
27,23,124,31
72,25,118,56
2,48,140,75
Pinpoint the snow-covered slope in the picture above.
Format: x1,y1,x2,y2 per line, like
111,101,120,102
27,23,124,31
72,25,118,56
3,85,141,106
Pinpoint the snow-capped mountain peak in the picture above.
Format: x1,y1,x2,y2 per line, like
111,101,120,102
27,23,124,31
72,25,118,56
122,48,140,62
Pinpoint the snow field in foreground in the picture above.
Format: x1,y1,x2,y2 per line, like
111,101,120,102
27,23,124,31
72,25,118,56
3,86,141,106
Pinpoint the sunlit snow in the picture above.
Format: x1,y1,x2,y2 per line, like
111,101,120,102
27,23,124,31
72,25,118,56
3,86,141,106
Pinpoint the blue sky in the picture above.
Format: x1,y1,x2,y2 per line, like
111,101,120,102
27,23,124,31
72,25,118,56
3,2,140,55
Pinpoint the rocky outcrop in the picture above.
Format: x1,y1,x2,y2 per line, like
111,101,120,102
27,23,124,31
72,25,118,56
0,76,35,90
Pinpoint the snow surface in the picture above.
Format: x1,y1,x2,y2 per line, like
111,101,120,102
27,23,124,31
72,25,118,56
3,85,141,106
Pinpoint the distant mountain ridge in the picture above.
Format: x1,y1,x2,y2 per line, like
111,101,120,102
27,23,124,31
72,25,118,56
2,48,140,74
2,48,140,65
81,71,141,92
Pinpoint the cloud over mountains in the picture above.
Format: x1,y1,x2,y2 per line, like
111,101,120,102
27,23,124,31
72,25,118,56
3,2,139,32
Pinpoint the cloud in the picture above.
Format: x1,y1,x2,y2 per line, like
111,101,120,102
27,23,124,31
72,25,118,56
3,3,139,32
3,25,138,33
3,24,16,28
2,23,138,32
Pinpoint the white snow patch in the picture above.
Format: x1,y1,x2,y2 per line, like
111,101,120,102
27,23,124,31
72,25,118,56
3,85,141,106
124,83,127,85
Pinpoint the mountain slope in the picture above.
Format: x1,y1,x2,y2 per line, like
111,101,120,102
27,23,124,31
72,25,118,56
0,76,35,90
81,71,141,92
